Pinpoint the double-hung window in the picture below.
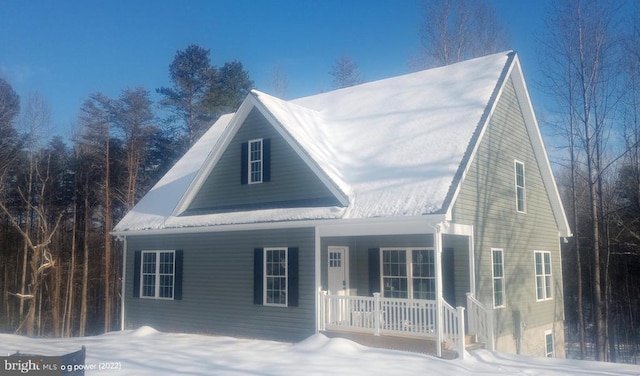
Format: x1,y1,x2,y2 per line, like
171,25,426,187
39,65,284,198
545,330,554,357
515,160,526,213
254,247,298,307
492,249,505,308
535,251,552,301
264,248,287,306
141,250,175,299
381,248,435,300
249,139,263,184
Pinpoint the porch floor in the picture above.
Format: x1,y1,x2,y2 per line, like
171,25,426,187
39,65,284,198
321,330,458,359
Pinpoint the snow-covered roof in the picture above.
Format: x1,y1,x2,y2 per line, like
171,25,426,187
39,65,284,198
115,51,566,234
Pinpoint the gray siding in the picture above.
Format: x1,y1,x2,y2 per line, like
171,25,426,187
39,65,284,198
188,108,339,212
124,227,316,342
451,77,564,344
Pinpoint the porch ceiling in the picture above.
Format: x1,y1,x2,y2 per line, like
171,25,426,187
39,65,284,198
317,215,472,237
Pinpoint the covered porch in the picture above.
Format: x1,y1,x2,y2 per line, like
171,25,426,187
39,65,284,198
315,217,494,358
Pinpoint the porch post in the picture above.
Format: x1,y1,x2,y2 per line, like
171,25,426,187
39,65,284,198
434,223,443,358
468,227,476,296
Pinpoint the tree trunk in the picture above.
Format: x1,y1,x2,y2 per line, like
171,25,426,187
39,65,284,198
79,176,89,337
104,121,112,333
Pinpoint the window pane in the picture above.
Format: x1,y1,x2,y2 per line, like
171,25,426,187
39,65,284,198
545,333,554,357
494,279,503,306
143,253,156,273
143,274,155,297
545,276,552,298
536,276,544,300
383,277,407,298
265,249,287,305
535,253,542,274
413,278,435,300
543,253,552,274
159,275,174,298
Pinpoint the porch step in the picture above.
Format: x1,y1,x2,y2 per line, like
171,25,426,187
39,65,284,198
323,330,458,359
464,334,486,351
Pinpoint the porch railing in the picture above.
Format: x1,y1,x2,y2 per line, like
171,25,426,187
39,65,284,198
466,293,495,350
319,291,467,358
321,292,438,338
441,300,466,357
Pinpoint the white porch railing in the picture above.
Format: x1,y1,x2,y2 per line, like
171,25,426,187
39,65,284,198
466,293,495,350
319,291,467,358
441,300,466,357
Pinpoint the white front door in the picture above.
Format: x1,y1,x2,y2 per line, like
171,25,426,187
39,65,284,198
328,246,349,295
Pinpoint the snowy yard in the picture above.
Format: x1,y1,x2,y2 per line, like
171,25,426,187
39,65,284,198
0,327,638,375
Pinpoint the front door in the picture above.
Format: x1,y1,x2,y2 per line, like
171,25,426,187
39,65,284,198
328,246,349,295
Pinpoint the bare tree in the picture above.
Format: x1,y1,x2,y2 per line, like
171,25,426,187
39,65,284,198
270,65,289,98
329,55,363,89
77,93,114,333
0,94,63,335
411,0,509,69
540,0,622,361
113,88,154,210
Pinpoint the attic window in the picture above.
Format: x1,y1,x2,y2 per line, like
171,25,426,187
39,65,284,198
249,139,263,183
515,160,526,213
241,139,271,185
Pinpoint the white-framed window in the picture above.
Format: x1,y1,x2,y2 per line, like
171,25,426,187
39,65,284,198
329,251,342,267
381,248,435,300
492,248,505,308
515,160,526,213
141,250,175,299
249,138,263,184
535,251,553,301
264,247,287,306
544,330,554,357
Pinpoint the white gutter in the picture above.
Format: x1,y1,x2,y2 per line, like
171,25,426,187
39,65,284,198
111,214,449,238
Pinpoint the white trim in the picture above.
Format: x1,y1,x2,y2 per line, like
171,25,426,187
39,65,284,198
121,236,127,331
263,247,289,307
509,56,571,237
318,215,448,237
248,138,264,184
444,54,514,220
113,214,452,237
534,250,553,302
172,102,253,216
468,231,476,296
252,94,351,207
514,159,526,213
443,54,572,238
140,250,176,300
491,248,505,309
314,228,321,333
379,247,436,300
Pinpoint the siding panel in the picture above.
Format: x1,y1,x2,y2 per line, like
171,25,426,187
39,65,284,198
124,227,316,342
451,77,564,352
188,108,340,212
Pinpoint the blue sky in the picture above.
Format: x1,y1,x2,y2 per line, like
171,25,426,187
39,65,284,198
1,0,550,139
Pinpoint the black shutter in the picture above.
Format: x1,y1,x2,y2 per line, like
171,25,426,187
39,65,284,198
133,251,141,298
368,248,381,296
253,248,264,304
174,250,183,300
263,138,271,182
241,142,249,185
287,248,299,307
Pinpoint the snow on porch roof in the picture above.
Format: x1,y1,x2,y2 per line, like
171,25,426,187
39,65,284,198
113,51,513,233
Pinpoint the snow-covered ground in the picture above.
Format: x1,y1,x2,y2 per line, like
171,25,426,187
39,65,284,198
0,327,637,375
